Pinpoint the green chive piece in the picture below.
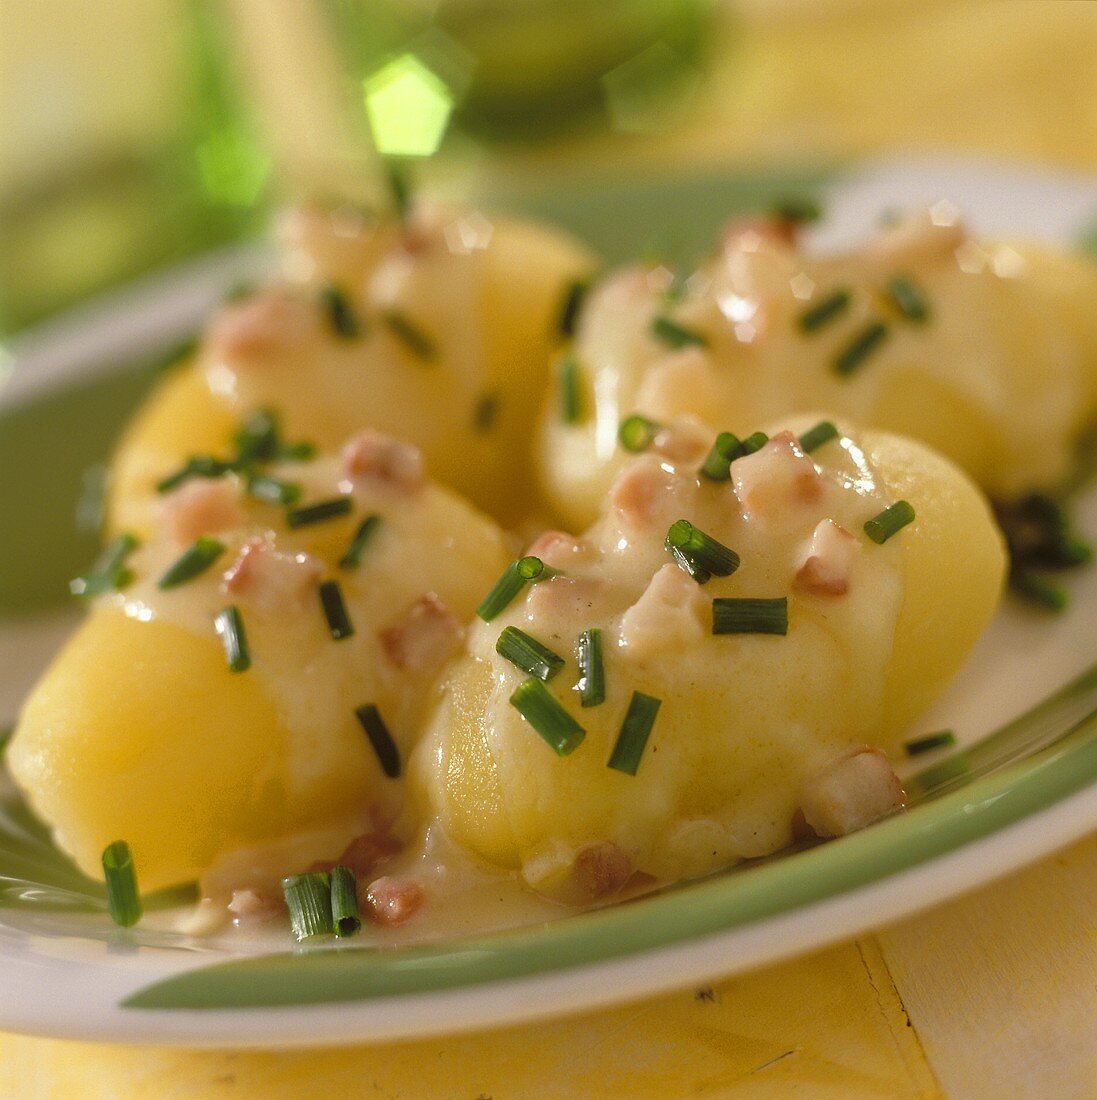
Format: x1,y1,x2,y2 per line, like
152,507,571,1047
559,357,583,424
1009,568,1069,613
905,730,957,756
864,501,916,544
286,496,352,529
797,289,851,333
355,704,401,778
329,866,361,937
607,691,661,776
700,432,741,481
473,392,499,433
712,597,789,636
496,626,565,682
247,474,302,506
798,420,840,453
320,284,362,339
385,159,411,222
557,279,589,339
576,628,605,708
834,320,889,376
651,315,709,349
156,455,231,494
278,440,317,463
0,725,12,756
339,514,381,570
281,872,333,941
318,579,355,640
740,431,769,456
509,677,586,756
381,310,438,361
665,520,740,585
773,196,822,225
101,840,142,928
215,605,250,672
158,536,226,590
234,408,281,465
993,493,1093,572
885,275,930,323
70,533,140,597
619,414,660,453
476,556,554,622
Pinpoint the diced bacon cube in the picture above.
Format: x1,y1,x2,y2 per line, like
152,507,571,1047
800,748,906,838
620,563,705,661
337,833,403,878
794,519,858,596
574,842,633,900
652,419,713,466
227,888,286,928
732,431,822,524
221,537,323,609
206,290,314,361
158,478,244,544
362,876,424,927
610,461,676,531
341,430,424,493
378,593,463,672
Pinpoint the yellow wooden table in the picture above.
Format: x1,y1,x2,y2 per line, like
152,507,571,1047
3,2,1096,1095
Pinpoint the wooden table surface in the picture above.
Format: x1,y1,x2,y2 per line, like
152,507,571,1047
2,2,1095,1095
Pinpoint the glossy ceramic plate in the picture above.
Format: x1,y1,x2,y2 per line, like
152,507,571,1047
1,158,1095,1049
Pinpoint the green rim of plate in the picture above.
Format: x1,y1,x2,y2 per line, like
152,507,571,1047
125,665,1097,1009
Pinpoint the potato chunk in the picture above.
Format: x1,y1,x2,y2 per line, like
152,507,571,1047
414,419,1005,897
8,444,510,891
539,207,1097,528
107,206,593,535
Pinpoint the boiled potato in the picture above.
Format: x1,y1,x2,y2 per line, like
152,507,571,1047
539,206,1097,528
9,440,510,891
109,204,595,536
415,417,1005,898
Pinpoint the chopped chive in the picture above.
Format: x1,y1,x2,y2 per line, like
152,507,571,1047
993,493,1093,572
381,310,437,361
339,514,381,569
318,579,355,640
905,730,957,756
355,704,401,778
773,196,822,225
556,279,589,339
385,159,411,222
320,284,362,339
156,455,231,494
607,691,661,776
281,872,333,941
798,420,840,453
619,414,660,453
885,276,930,323
740,431,769,455
278,439,317,463
559,357,583,424
158,536,226,590
712,597,788,635
797,288,851,333
665,520,740,585
476,556,554,622
101,840,142,928
700,431,741,481
234,408,281,465
496,626,565,682
330,866,361,937
0,725,12,756
215,605,250,672
1009,568,1068,613
834,320,889,376
576,628,605,708
864,500,916,544
70,532,140,598
473,392,499,433
651,315,709,349
509,677,586,756
246,474,302,506
286,496,352,529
